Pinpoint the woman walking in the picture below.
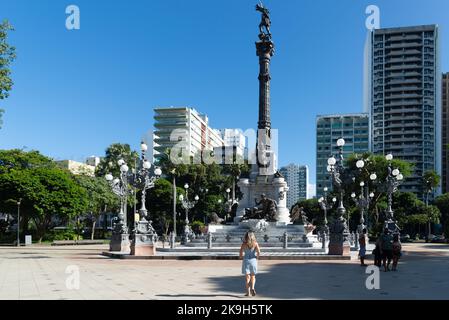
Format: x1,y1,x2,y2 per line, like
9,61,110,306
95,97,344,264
239,231,261,297
358,228,368,266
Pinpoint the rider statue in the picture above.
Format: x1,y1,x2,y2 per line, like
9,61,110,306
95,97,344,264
256,2,272,40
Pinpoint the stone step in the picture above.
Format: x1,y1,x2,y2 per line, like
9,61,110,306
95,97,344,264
103,251,351,261
185,242,316,248
158,247,325,253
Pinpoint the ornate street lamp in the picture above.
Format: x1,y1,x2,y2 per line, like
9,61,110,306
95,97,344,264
179,184,199,244
318,187,336,236
351,182,375,234
106,159,132,252
133,142,162,236
384,154,403,234
17,198,21,247
327,138,348,230
326,138,351,255
105,143,162,254
352,159,377,233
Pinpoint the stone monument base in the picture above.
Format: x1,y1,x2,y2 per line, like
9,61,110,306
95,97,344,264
235,174,290,224
109,233,130,253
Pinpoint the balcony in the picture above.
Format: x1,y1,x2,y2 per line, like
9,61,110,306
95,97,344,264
385,64,422,71
387,49,422,56
386,78,422,85
385,114,422,121
385,93,423,100
385,99,422,107
385,56,421,63
385,41,422,49
387,34,422,42
385,85,422,92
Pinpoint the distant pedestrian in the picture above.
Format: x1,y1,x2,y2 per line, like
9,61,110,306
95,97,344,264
381,228,393,272
392,234,402,271
239,231,261,297
373,236,382,268
358,228,368,266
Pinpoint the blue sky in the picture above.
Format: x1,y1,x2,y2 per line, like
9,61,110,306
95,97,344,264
1,0,448,185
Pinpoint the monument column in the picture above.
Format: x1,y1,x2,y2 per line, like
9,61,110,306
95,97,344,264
255,9,275,176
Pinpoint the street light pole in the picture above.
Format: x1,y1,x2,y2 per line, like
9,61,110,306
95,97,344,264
17,199,21,247
384,154,403,234
318,187,335,236
172,170,177,237
179,183,199,244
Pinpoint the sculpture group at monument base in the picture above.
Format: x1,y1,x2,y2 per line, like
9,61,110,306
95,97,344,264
235,174,290,225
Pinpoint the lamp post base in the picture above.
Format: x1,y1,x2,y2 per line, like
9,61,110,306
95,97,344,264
130,234,157,256
109,233,130,253
328,236,351,256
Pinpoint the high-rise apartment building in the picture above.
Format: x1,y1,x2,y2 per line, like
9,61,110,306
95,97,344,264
316,114,370,197
214,129,247,162
153,107,224,162
442,73,449,193
279,164,309,209
364,25,442,197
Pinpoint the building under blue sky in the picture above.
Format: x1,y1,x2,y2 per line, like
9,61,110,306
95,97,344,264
0,0,448,185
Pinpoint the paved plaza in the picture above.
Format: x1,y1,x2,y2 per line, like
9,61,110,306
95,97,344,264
0,243,448,300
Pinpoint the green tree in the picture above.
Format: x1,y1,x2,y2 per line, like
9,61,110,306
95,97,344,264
434,193,449,237
344,152,413,233
422,170,440,237
74,175,119,239
0,149,55,236
0,20,16,129
96,143,139,177
0,149,54,173
146,178,185,236
0,166,89,242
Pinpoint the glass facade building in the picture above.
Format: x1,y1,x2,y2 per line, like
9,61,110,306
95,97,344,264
316,114,370,198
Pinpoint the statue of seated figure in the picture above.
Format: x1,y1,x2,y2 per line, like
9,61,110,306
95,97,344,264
241,194,277,222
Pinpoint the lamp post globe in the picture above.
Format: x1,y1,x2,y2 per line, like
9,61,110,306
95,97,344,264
337,138,345,147
370,173,377,181
184,183,189,190
386,154,393,161
154,168,162,176
143,161,151,169
327,157,336,166
140,142,148,152
356,160,365,169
